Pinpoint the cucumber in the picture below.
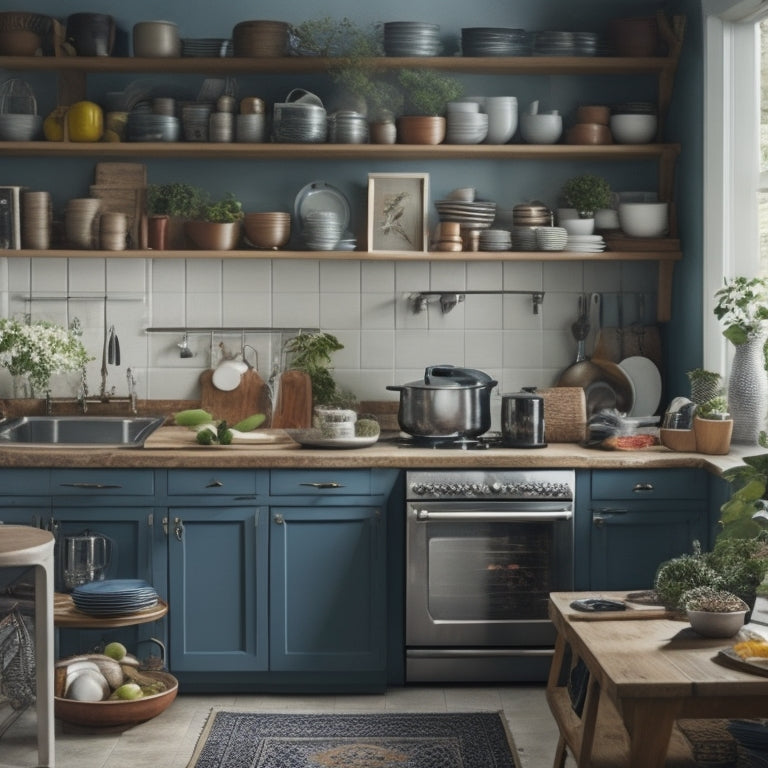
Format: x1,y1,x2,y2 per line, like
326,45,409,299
174,409,214,427
232,413,266,432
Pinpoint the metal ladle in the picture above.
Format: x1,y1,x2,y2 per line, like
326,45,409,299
177,333,193,358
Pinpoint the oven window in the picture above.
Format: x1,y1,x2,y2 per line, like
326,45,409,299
426,522,556,621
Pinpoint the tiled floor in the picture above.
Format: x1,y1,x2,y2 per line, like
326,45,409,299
0,684,566,768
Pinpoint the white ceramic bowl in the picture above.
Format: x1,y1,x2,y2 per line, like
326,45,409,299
561,217,595,236
687,608,747,638
519,112,562,144
610,113,658,144
619,201,668,237
0,113,42,141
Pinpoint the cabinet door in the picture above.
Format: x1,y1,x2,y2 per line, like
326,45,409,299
590,504,706,591
167,506,268,672
270,505,385,673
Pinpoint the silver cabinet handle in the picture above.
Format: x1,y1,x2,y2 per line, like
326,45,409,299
205,480,224,488
416,509,572,522
633,482,654,493
299,482,345,489
174,517,184,541
58,482,122,489
273,514,284,525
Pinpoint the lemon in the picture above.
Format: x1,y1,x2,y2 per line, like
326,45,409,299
104,641,127,661
114,682,143,700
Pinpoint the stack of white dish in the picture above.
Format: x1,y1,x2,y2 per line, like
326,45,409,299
301,210,343,250
483,96,518,144
479,228,511,251
532,30,575,55
72,579,159,617
535,226,568,250
566,234,606,252
511,226,538,251
461,27,529,56
445,109,488,144
181,102,212,141
384,21,441,56
434,199,496,229
65,198,101,249
273,102,327,143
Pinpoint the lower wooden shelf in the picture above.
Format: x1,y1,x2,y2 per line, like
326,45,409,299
53,592,168,629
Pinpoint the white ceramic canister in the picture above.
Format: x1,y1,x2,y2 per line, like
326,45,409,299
132,20,181,58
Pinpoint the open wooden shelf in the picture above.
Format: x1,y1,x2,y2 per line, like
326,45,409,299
54,592,168,629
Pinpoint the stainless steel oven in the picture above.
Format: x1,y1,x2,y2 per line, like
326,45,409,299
406,469,575,682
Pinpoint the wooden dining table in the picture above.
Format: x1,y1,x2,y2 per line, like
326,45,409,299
546,591,768,768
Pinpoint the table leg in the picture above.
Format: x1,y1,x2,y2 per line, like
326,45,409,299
623,699,678,768
34,556,55,767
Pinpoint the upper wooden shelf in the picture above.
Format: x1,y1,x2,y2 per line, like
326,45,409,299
0,54,680,77
0,141,681,161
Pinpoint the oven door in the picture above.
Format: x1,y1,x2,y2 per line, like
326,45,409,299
406,500,574,648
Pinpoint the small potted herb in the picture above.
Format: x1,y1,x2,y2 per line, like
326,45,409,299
396,69,463,145
185,192,244,251
693,395,733,454
561,174,612,219
146,182,206,250
683,586,749,638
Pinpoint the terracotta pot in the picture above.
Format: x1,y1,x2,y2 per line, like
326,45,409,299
397,115,446,145
369,120,397,145
184,220,242,250
692,416,733,455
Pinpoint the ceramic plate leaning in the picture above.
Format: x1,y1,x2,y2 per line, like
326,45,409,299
294,180,350,235
286,429,379,449
619,355,662,416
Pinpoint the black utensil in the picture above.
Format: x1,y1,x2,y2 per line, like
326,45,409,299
107,325,115,365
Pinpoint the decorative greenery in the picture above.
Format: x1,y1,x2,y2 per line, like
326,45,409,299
398,69,463,116
290,16,382,57
683,586,747,613
654,549,723,610
333,66,404,120
719,450,768,540
199,193,244,224
561,174,612,217
686,368,723,405
146,183,205,219
697,396,729,419
283,331,356,407
0,317,92,394
714,275,768,345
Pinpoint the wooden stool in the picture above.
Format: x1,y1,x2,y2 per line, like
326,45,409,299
0,525,55,767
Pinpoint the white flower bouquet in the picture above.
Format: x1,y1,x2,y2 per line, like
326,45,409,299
0,317,92,395
714,276,768,345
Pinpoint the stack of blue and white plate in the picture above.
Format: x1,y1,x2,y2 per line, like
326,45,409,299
72,579,159,617
461,27,529,56
532,30,575,56
384,22,441,56
181,38,232,57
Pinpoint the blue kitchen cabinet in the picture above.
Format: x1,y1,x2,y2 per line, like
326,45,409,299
269,503,385,673
0,468,50,527
587,469,709,591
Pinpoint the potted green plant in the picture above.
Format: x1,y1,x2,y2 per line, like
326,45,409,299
396,69,463,145
184,192,244,251
693,395,732,454
561,174,613,219
146,182,206,250
686,368,723,405
683,586,749,638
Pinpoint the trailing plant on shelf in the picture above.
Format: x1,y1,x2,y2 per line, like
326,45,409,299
561,174,612,219
398,69,463,116
290,16,382,57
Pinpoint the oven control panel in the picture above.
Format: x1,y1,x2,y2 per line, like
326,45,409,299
406,470,574,500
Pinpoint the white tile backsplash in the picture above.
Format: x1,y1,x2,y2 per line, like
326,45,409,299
0,256,656,402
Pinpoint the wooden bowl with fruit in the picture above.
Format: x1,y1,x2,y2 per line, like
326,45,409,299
54,643,178,727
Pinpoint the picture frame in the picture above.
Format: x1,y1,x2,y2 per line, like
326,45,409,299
367,173,429,252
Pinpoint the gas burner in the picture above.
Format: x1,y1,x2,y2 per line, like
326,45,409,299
384,433,504,450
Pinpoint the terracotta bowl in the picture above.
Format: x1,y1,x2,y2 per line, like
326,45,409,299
575,105,610,125
54,671,178,727
566,123,613,145
397,116,446,145
0,29,42,55
243,212,291,249
184,220,242,250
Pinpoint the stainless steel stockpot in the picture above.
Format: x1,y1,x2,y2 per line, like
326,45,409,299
501,388,547,448
386,365,497,438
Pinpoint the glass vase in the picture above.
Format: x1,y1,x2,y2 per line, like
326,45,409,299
12,374,31,399
727,335,768,444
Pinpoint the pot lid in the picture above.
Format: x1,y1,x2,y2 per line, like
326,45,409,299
503,386,543,400
406,365,496,389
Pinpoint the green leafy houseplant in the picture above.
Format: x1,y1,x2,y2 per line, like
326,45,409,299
398,69,463,116
714,275,768,346
199,193,244,224
686,368,723,405
561,174,613,218
697,396,729,420
146,183,205,219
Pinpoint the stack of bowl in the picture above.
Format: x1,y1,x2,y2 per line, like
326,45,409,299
243,212,291,250
65,198,101,249
445,102,488,144
0,77,41,140
434,199,496,231
479,229,512,251
512,201,552,227
181,102,212,141
0,12,52,55
535,226,568,251
126,110,179,141
21,190,51,250
461,27,529,57
519,111,562,144
610,102,658,144
232,20,289,57
566,104,612,145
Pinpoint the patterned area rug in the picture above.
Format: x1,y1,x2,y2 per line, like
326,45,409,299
188,710,522,768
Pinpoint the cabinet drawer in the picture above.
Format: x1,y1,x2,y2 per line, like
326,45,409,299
0,469,50,495
591,469,706,500
167,470,258,496
51,470,155,495
270,470,371,496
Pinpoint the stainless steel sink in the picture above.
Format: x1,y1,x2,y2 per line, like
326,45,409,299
0,416,165,448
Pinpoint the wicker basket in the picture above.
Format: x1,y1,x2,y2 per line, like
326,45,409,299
0,78,37,115
539,387,587,443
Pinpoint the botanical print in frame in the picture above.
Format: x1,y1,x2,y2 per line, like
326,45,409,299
367,173,429,252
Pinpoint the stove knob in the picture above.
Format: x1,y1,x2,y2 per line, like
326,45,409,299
490,482,502,494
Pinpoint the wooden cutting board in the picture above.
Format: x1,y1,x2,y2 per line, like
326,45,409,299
270,370,313,429
200,368,272,427
144,426,295,450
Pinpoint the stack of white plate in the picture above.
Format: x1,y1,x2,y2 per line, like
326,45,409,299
461,27,529,56
445,111,488,144
337,232,357,251
535,226,568,251
72,578,159,617
181,38,231,57
384,22,441,56
434,199,496,229
511,226,538,251
532,30,575,56
479,228,511,251
573,32,599,56
566,234,606,252
302,210,343,250
273,102,327,143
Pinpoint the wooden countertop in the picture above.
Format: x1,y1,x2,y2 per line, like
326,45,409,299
0,426,753,473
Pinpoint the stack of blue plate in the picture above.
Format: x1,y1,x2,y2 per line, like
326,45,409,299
72,579,159,616
384,22,441,56
461,27,529,56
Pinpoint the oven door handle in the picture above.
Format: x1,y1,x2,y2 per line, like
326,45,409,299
415,509,572,522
